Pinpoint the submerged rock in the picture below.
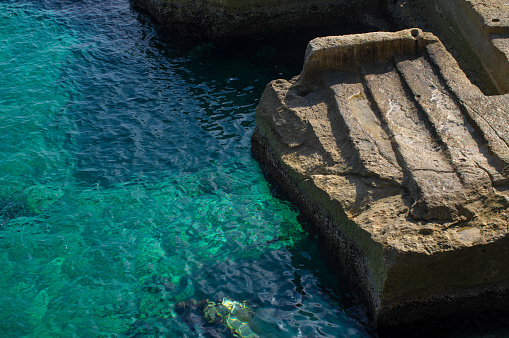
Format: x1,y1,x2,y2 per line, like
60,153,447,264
175,298,259,337
251,28,509,328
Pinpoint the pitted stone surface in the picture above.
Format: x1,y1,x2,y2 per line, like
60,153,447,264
252,29,509,327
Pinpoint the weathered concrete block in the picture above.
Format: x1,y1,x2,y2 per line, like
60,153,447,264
251,28,509,327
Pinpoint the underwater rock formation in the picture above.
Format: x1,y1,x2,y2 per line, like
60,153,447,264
251,28,509,327
174,298,285,337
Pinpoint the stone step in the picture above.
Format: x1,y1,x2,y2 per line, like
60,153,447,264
326,73,403,184
396,55,501,202
362,61,467,220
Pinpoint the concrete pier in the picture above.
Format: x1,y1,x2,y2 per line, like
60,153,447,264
251,28,509,327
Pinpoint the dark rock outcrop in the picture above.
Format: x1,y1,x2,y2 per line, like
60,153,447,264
132,0,391,40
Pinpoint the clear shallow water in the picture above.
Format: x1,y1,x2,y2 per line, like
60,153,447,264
0,1,371,336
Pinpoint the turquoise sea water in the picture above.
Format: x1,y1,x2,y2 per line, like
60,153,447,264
3,1,508,337
0,0,372,336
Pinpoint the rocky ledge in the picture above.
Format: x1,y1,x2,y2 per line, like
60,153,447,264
251,28,509,327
